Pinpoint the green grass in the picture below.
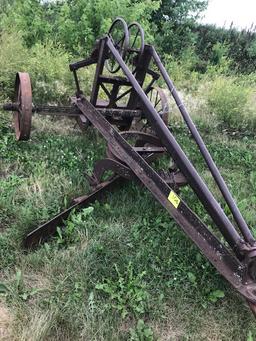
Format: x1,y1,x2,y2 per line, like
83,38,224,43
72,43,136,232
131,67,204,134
1,112,256,340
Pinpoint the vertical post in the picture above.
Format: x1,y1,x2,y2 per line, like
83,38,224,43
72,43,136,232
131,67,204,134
90,39,107,106
73,71,82,96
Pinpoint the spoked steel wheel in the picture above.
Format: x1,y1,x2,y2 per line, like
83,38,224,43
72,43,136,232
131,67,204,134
13,72,32,140
126,22,145,73
147,87,169,125
106,17,129,73
135,86,169,132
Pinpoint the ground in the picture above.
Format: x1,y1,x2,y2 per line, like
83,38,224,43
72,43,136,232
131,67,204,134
0,112,256,340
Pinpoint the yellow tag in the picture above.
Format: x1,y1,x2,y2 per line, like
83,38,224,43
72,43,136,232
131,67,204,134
168,191,180,209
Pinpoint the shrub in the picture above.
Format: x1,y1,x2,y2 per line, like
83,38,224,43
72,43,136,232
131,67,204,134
0,31,30,100
206,77,253,129
164,48,201,92
0,31,94,104
25,41,74,104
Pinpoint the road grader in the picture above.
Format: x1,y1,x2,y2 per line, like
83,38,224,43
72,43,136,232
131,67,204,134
2,18,256,317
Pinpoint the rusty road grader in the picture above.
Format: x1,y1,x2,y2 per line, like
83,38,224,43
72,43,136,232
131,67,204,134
2,18,256,317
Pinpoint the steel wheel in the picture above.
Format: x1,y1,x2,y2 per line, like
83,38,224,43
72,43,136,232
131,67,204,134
106,17,129,73
147,87,169,125
126,22,145,73
13,72,32,141
136,86,169,132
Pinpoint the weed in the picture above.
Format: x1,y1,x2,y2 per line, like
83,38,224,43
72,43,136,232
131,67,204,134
96,262,149,318
129,319,154,341
55,207,94,247
0,270,45,302
208,289,225,303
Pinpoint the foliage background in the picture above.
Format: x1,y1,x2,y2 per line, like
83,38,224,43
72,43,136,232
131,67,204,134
1,1,256,340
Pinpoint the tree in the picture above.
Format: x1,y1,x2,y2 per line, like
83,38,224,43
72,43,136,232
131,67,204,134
0,0,160,54
152,0,208,56
0,0,15,12
0,0,53,47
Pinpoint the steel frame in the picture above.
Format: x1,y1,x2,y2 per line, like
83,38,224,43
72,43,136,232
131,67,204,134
2,19,256,316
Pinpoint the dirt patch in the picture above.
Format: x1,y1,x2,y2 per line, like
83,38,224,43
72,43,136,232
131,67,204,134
0,303,13,340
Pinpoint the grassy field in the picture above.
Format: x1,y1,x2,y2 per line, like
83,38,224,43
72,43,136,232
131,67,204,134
1,109,256,340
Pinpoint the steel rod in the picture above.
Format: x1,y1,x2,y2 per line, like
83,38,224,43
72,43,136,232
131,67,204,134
152,47,255,245
2,102,142,119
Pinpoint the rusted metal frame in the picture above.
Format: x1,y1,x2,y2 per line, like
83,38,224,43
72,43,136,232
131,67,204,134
151,47,255,246
107,131,165,165
76,113,89,131
144,78,157,95
99,75,131,86
127,45,153,110
117,131,164,146
106,37,245,256
147,68,160,80
100,83,112,100
5,103,142,120
108,83,120,108
118,44,153,129
2,103,20,111
158,170,187,188
98,108,142,119
90,159,133,185
73,70,82,95
69,53,99,95
24,176,125,248
133,146,165,153
2,103,142,120
90,40,107,106
91,157,186,188
74,95,256,303
3,103,76,114
106,131,165,165
69,55,98,72
69,42,100,73
115,87,132,102
90,147,164,185
144,68,160,94
33,105,78,116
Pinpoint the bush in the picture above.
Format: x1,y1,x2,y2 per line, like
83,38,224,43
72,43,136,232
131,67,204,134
0,31,94,104
0,31,30,101
164,48,201,92
0,0,160,54
25,41,74,104
206,77,253,129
